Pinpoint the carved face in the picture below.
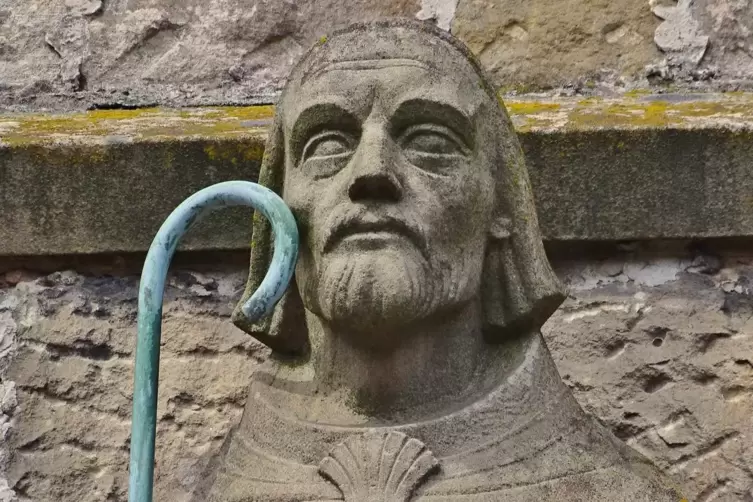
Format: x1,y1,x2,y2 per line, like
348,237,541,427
282,55,497,344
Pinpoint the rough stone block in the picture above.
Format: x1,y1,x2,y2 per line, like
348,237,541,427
0,242,751,500
2,96,753,257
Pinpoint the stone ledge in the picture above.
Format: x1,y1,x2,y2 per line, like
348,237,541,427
1,93,753,256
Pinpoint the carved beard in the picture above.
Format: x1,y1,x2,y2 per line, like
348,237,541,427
302,244,479,344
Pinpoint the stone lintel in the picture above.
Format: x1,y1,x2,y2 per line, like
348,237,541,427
1,94,752,256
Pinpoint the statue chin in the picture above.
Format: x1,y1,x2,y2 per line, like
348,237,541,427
313,249,436,339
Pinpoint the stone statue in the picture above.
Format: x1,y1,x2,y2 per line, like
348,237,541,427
194,19,685,502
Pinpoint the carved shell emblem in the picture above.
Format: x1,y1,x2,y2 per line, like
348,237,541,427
318,431,439,502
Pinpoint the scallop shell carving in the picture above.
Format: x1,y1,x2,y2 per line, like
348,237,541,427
318,431,439,502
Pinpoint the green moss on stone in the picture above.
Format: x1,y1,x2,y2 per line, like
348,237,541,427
0,106,274,147
506,102,562,115
3,94,753,152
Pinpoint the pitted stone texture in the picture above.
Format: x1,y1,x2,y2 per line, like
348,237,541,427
0,0,422,111
688,0,753,81
416,0,458,30
5,1,753,110
3,249,753,500
2,269,264,502
646,0,753,83
452,0,660,91
651,0,709,69
0,274,20,502
546,249,753,501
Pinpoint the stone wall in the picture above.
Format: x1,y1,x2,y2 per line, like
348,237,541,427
552,243,753,501
0,266,260,501
3,0,753,111
1,242,752,501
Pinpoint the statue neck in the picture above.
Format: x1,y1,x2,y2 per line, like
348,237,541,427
295,300,514,422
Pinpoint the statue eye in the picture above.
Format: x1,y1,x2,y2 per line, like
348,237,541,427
399,124,468,174
301,131,354,161
401,125,466,156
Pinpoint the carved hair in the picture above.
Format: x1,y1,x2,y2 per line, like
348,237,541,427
232,19,565,354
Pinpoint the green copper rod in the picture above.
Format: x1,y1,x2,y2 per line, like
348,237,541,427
128,181,298,502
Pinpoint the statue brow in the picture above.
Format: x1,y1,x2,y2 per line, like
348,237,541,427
390,98,476,150
302,58,433,84
288,102,361,162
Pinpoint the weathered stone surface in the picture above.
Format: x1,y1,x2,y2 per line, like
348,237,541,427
2,95,753,257
1,267,263,502
545,244,753,501
1,243,752,500
0,108,269,255
661,0,753,83
1,0,753,110
0,0,423,111
452,0,659,91
0,281,19,502
651,0,709,71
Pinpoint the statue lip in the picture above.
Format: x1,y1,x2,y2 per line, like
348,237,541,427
323,216,427,259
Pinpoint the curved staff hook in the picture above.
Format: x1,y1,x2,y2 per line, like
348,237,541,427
128,181,299,502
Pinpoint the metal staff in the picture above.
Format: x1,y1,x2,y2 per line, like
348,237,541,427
128,181,298,502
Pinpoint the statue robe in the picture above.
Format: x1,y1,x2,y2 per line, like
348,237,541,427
195,334,684,502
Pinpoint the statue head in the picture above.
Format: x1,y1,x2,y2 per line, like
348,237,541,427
233,19,564,354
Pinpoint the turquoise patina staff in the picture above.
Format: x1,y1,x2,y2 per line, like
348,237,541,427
128,181,299,502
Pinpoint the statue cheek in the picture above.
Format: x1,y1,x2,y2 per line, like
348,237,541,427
285,177,329,222
427,174,490,218
456,170,495,221
282,181,308,218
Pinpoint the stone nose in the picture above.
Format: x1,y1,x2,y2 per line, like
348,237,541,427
347,127,403,203
348,170,403,202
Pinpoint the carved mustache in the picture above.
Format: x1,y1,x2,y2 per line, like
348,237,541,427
322,210,429,260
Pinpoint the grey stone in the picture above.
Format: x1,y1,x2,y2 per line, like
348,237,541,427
2,267,256,501
649,0,712,84
0,0,424,112
2,247,753,500
3,0,753,110
652,0,709,67
452,0,659,91
0,482,16,502
416,0,458,30
694,0,753,81
0,287,17,502
0,137,263,255
548,245,753,501
3,93,753,257
195,20,684,501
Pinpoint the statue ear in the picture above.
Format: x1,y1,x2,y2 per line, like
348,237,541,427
253,278,310,355
481,213,565,342
232,266,310,355
231,104,311,356
480,98,566,341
